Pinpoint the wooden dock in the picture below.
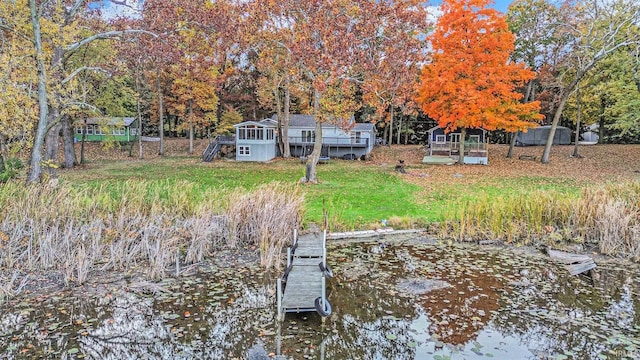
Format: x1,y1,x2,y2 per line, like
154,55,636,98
547,248,596,276
277,230,332,320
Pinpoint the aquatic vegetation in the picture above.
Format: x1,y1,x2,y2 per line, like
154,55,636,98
1,239,638,359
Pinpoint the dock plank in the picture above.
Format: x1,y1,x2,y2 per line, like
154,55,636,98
279,231,331,318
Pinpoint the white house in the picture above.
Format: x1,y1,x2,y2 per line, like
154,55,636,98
233,119,278,162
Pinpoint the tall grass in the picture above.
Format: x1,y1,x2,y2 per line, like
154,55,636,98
443,182,640,260
0,180,303,298
226,183,304,269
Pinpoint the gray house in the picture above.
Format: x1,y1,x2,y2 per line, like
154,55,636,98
233,119,278,162
283,114,376,160
203,115,376,162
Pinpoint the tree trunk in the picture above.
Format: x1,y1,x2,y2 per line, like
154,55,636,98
0,134,6,174
572,85,582,158
304,87,322,184
541,91,571,163
404,118,410,144
396,113,402,145
383,125,388,146
283,77,291,158
136,74,143,159
599,95,606,142
80,119,86,164
61,115,77,168
457,127,466,165
274,87,284,156
44,109,61,177
26,0,49,184
156,74,164,156
508,79,534,158
388,106,394,146
507,131,518,158
188,100,194,155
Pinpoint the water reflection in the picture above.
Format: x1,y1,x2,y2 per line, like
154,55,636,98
1,240,639,359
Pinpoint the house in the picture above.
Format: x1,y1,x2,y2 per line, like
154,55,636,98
423,127,488,165
203,114,376,162
282,114,376,160
74,117,139,143
233,119,278,162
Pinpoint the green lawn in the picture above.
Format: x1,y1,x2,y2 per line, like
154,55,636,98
61,157,583,230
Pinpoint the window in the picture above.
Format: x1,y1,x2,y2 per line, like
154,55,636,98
468,135,480,143
238,125,264,140
301,130,315,143
435,135,446,143
76,127,83,135
238,146,251,156
111,127,125,136
351,132,362,144
87,125,94,135
267,129,274,140
450,133,461,145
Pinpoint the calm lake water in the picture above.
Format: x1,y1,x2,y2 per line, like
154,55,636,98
1,238,639,359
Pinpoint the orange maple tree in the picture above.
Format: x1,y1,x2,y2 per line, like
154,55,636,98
416,0,542,164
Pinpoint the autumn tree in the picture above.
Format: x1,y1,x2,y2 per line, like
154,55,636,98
538,0,640,163
252,2,298,158
19,0,156,183
506,0,559,157
416,0,542,165
0,0,36,175
165,25,218,155
360,0,429,146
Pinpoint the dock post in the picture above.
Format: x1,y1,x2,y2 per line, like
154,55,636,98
277,277,282,321
322,230,327,269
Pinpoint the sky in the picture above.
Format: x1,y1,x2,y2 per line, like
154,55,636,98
430,0,514,13
97,0,515,21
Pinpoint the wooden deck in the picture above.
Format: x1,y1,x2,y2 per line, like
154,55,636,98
277,231,331,320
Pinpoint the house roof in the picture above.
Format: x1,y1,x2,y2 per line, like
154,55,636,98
427,126,487,133
234,119,277,128
273,114,374,131
84,117,136,126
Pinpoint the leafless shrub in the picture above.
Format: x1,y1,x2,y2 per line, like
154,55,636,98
226,183,304,270
597,200,638,257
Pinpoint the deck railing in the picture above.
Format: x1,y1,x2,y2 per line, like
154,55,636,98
288,136,369,147
432,142,487,152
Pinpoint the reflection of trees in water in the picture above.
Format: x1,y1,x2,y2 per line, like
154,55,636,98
490,262,639,359
2,242,639,359
78,292,186,359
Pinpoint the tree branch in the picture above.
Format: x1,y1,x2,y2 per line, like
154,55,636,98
62,67,112,84
65,30,157,54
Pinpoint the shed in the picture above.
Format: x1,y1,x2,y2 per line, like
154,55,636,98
515,125,572,146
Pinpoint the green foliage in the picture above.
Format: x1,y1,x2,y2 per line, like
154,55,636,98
0,157,24,183
215,106,242,135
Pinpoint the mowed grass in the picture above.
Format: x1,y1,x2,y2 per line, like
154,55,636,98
62,158,433,230
61,153,592,231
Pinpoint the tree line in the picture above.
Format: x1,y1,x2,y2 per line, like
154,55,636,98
0,0,639,183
